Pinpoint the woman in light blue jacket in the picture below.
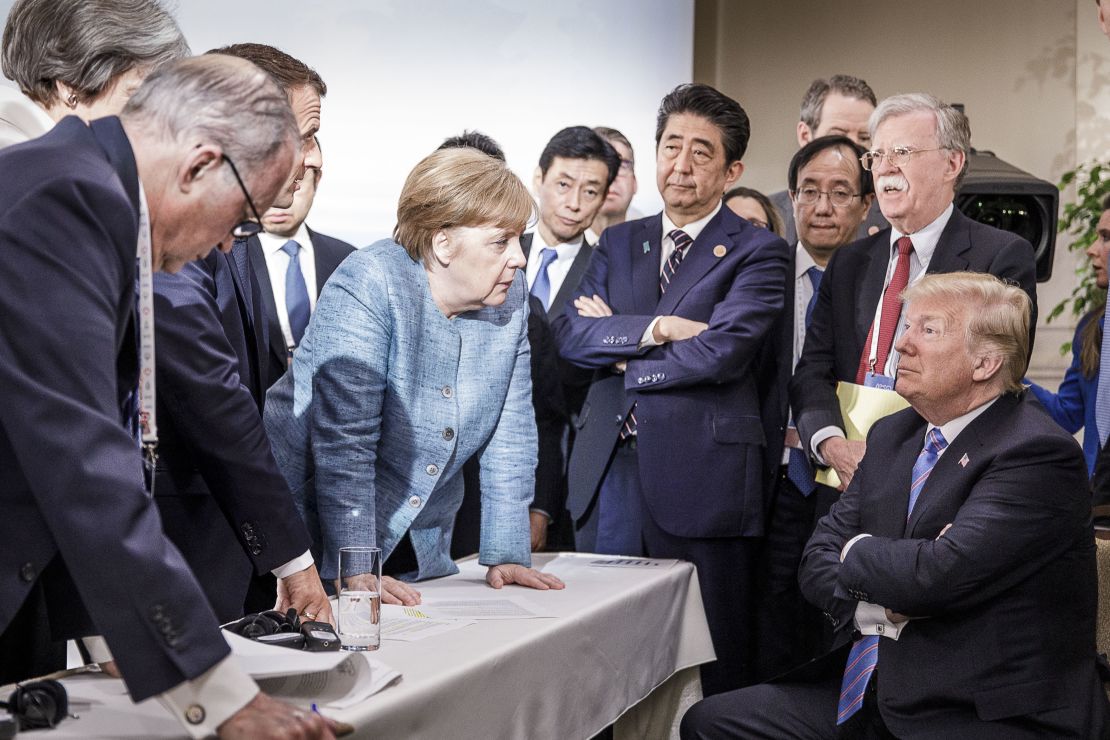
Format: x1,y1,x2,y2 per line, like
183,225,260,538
265,148,564,603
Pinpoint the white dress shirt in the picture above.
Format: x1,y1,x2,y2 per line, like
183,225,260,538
640,202,723,347
524,229,584,310
259,225,318,351
841,395,999,640
810,203,956,460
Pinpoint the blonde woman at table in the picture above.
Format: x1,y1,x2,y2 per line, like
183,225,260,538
265,147,566,604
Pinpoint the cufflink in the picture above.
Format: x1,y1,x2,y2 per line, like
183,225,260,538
185,704,206,725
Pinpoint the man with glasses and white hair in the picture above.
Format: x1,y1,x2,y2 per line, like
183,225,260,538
790,93,1037,497
684,271,1107,739
0,55,335,738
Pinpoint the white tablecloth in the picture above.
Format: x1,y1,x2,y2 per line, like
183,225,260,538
39,553,715,739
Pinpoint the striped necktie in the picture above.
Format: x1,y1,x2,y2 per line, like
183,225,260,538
837,426,947,724
620,228,694,439
855,236,913,383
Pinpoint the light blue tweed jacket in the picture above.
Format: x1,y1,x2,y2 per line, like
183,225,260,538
264,239,537,581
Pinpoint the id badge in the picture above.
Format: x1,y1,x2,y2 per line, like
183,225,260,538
863,371,895,391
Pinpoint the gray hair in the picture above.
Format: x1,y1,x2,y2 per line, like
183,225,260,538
120,55,299,188
799,74,876,131
870,93,971,185
2,0,189,106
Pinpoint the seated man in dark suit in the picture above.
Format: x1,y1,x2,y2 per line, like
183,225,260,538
0,55,333,738
683,272,1109,739
252,159,355,391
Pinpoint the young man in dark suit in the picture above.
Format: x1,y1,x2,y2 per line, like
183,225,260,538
791,92,1037,498
553,84,790,695
683,272,1108,739
250,163,355,392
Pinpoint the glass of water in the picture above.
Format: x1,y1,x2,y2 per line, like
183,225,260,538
337,546,382,651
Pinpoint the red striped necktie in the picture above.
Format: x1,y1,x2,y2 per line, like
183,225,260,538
855,236,914,384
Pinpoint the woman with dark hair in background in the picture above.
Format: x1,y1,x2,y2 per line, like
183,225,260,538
724,185,785,236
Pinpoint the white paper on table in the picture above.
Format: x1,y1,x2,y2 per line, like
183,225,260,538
224,631,351,678
380,604,476,641
541,553,678,580
256,652,401,710
405,594,554,620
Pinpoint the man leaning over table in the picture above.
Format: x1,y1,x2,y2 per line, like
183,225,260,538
0,56,335,739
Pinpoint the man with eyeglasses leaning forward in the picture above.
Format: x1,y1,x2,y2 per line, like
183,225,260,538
754,134,875,681
132,43,334,638
789,92,1037,503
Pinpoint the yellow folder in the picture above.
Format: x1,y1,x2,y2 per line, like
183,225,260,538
814,381,910,489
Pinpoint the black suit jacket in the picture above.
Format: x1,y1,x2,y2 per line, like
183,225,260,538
152,243,311,621
800,392,1107,739
0,117,229,700
247,228,355,390
791,208,1038,458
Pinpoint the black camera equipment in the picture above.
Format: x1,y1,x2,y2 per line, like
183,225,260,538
0,679,69,731
224,608,339,652
956,152,1058,284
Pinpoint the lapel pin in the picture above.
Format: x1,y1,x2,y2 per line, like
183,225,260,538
958,453,969,468
713,244,727,258
642,241,651,254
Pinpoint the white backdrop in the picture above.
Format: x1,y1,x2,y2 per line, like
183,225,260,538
0,0,693,246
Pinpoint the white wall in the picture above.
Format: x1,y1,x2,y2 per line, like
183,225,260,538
0,0,694,246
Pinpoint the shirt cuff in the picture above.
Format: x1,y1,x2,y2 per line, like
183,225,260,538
810,426,846,465
840,533,871,562
271,550,315,579
158,655,259,739
529,507,553,522
639,316,663,348
82,636,113,664
853,600,905,641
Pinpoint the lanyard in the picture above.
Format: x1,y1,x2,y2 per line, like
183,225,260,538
136,187,158,469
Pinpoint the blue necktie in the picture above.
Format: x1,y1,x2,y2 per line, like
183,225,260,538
529,247,559,311
837,427,947,725
281,239,310,346
1096,309,1110,446
787,266,824,496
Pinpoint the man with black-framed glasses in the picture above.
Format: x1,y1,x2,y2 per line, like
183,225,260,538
146,43,334,632
791,92,1037,507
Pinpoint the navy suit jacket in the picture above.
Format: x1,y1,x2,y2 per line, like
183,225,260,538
0,116,228,700
791,208,1038,459
553,206,790,538
152,243,311,620
800,392,1107,739
247,228,355,391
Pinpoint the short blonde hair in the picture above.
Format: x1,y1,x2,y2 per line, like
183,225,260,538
901,272,1030,393
394,148,534,263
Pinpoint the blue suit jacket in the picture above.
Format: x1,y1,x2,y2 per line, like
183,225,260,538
0,117,228,700
1028,312,1100,474
801,392,1107,738
151,246,311,621
264,240,536,580
552,206,790,538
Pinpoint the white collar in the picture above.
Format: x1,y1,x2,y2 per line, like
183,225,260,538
259,223,312,256
889,202,954,265
929,394,999,448
662,201,722,243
